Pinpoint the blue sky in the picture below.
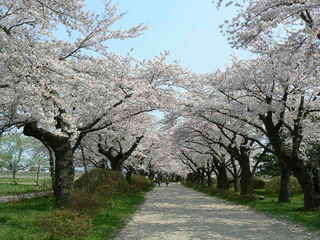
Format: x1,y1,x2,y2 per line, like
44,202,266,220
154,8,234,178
85,0,249,74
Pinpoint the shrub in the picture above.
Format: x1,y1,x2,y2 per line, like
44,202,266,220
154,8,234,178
72,169,131,211
74,168,107,193
95,179,131,197
183,181,194,188
238,194,258,201
130,175,153,192
39,210,92,239
74,169,125,193
265,176,302,194
69,191,103,214
252,177,266,189
208,185,223,195
290,177,303,194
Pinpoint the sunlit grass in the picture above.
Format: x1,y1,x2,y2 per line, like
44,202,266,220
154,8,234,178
0,197,54,240
88,193,147,240
0,183,51,196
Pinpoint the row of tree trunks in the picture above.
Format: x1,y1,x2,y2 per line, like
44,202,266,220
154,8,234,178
273,139,320,208
262,113,320,209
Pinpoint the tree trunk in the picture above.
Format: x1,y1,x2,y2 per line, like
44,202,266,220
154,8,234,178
23,121,75,207
110,159,122,171
54,143,74,207
239,160,253,195
293,164,320,210
217,167,229,190
80,145,89,191
207,172,213,186
200,171,206,185
233,175,239,192
80,145,88,176
278,164,290,203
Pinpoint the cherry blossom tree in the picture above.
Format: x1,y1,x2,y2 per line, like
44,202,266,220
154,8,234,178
0,0,189,206
169,118,234,189
215,0,320,51
192,49,320,209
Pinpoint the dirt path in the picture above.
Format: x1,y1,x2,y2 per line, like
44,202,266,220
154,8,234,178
115,183,319,240
0,191,52,203
0,182,38,185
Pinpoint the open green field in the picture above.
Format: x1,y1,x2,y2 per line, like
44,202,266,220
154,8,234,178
0,183,51,196
0,177,51,185
185,183,320,232
0,173,51,196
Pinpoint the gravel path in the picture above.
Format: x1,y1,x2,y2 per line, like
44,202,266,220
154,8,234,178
115,183,320,240
0,191,52,203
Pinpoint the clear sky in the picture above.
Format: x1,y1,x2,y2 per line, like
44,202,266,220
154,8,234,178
85,0,249,74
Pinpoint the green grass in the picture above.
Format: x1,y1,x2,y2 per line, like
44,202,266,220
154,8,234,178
0,183,51,196
247,191,320,231
0,197,55,240
87,192,147,240
0,177,51,184
0,188,151,240
0,170,153,239
184,182,320,232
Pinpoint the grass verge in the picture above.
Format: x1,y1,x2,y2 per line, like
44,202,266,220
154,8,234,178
89,192,147,240
0,193,148,240
183,182,320,232
0,172,153,240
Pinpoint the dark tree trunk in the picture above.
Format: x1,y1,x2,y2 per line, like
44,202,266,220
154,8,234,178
293,164,320,210
24,121,74,207
98,135,143,173
80,145,90,192
126,171,133,183
80,145,88,176
239,160,253,195
217,167,229,190
54,143,74,207
278,164,290,203
200,171,206,185
207,172,213,186
231,158,240,192
110,159,122,171
233,175,239,192
261,109,320,210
